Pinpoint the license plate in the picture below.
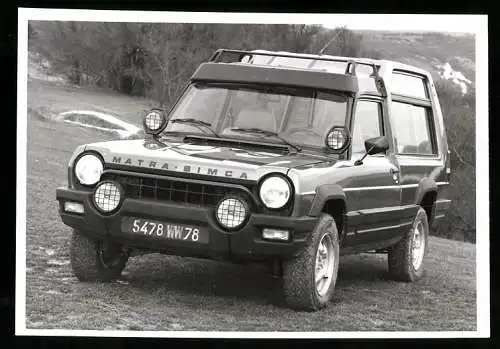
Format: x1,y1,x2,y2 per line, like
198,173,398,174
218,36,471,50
121,217,209,244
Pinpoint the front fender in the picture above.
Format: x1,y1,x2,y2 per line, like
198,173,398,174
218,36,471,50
308,184,346,217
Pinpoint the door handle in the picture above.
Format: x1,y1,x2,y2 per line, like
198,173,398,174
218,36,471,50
390,168,400,183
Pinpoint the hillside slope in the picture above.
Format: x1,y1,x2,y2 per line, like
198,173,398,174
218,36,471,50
357,30,475,94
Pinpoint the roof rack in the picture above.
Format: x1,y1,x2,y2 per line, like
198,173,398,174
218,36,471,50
207,49,387,96
209,49,378,76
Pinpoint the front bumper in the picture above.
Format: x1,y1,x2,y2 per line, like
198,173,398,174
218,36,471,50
56,187,318,260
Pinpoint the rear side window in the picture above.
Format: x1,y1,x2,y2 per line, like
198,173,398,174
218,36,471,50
390,101,435,155
391,72,428,99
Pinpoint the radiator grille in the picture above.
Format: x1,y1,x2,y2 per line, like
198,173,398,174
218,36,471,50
101,173,252,207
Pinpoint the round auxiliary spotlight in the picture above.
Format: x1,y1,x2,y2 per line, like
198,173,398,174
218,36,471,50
143,108,167,135
325,126,350,152
215,196,250,230
93,181,123,214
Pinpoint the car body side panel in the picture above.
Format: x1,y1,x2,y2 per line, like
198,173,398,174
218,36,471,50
290,155,408,249
382,67,451,232
339,156,406,248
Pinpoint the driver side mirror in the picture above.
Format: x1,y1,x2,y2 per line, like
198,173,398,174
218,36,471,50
354,136,389,166
365,136,389,155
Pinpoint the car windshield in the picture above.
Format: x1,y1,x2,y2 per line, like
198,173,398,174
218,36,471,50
162,83,349,148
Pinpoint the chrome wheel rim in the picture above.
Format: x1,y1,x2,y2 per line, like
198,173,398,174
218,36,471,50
411,222,426,270
314,234,335,297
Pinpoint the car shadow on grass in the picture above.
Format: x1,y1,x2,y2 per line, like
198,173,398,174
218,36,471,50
120,253,392,309
338,253,391,283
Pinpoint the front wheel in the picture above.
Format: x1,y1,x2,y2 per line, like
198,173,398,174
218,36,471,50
282,213,340,311
70,230,129,282
388,207,429,282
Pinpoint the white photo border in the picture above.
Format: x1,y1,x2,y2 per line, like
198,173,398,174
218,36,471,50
16,8,490,339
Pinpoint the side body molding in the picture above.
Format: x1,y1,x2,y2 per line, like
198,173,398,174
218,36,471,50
308,184,346,217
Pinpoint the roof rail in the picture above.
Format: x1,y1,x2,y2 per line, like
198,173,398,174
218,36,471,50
209,48,351,65
345,60,356,75
211,49,381,73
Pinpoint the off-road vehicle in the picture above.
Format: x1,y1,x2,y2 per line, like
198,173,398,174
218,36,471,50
56,49,452,311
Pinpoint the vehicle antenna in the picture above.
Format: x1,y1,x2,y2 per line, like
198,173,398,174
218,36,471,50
317,29,342,55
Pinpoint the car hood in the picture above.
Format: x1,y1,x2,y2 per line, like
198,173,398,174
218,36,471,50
83,138,332,181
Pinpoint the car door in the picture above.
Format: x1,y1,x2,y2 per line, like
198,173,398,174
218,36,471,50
342,97,404,250
388,71,450,229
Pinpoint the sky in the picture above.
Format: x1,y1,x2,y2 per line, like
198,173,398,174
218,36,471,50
321,14,482,34
21,9,484,34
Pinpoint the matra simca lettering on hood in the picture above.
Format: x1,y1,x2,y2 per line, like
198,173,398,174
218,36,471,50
82,138,329,181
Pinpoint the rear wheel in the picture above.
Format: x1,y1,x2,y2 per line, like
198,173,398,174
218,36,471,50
282,213,340,311
70,230,129,282
388,207,429,282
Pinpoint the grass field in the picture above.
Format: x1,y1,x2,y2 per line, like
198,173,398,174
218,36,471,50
24,78,477,332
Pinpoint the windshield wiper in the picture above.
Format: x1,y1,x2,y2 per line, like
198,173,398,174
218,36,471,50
170,118,220,137
230,127,302,152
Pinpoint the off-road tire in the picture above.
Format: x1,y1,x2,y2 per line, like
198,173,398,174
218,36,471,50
70,230,129,282
282,213,340,311
388,207,429,282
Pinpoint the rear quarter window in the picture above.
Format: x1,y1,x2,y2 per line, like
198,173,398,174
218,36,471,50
391,71,428,99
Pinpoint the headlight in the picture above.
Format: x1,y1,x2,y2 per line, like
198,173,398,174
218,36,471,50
143,109,167,134
259,175,292,209
74,153,104,186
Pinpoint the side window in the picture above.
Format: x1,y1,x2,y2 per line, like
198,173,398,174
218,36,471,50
391,72,428,99
351,100,383,154
390,101,435,155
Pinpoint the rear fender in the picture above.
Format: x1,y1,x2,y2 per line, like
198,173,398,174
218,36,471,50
415,177,437,205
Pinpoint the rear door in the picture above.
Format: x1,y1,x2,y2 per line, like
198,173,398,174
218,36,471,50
342,97,403,249
388,71,448,226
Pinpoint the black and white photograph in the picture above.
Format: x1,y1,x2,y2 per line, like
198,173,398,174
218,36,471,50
16,9,489,338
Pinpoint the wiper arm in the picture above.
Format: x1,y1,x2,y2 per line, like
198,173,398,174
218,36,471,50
170,118,220,137
230,127,302,152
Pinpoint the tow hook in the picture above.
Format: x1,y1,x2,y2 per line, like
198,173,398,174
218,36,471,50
270,260,283,279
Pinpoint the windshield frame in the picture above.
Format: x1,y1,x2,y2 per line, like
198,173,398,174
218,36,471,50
161,81,353,151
